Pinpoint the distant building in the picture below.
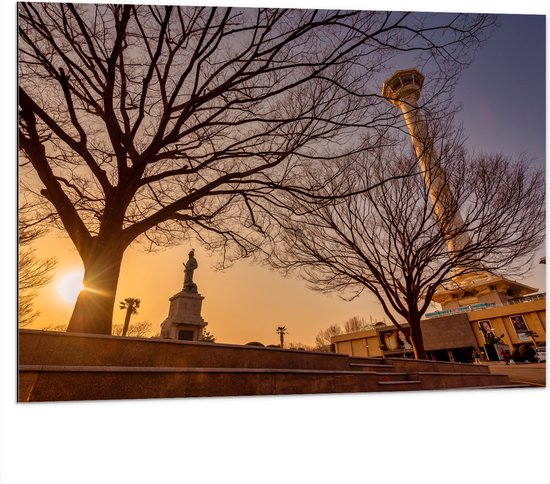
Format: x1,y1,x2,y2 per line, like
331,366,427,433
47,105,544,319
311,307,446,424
332,293,545,363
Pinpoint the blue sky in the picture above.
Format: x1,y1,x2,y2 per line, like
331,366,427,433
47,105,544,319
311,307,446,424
456,14,545,168
455,13,546,292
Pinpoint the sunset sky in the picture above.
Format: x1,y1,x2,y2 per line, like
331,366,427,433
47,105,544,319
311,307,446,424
24,12,546,347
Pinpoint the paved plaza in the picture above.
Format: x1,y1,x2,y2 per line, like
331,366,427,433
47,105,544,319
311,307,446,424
488,362,546,387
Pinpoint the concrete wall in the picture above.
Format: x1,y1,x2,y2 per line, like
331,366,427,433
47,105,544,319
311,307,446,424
19,329,352,370
332,329,382,357
19,330,513,402
421,314,477,351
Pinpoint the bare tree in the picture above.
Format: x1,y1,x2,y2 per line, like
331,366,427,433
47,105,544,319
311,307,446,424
112,321,152,338
119,297,141,336
314,324,342,352
286,341,315,351
41,323,68,332
344,315,384,333
18,4,494,334
343,316,369,333
201,330,216,342
18,205,57,327
275,136,545,359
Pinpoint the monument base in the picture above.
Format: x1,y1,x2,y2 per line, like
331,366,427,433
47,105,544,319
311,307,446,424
160,290,207,341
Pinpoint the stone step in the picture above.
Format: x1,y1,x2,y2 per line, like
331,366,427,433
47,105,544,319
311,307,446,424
384,358,491,375
349,362,395,371
375,372,408,382
19,364,378,375
410,371,511,390
19,365,383,401
378,380,422,385
463,384,533,389
348,356,386,365
19,362,518,401
377,380,423,392
415,371,507,376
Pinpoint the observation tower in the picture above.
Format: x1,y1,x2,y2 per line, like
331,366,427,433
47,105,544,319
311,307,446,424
382,69,536,309
382,69,470,255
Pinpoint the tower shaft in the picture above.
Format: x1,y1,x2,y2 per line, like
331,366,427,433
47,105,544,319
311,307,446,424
382,69,470,255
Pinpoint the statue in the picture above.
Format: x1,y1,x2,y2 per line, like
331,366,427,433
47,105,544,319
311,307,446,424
183,249,198,293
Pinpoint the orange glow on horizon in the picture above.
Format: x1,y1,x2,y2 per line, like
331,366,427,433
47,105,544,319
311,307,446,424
31,231,547,346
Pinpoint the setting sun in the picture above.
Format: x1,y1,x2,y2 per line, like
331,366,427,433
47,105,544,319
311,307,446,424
57,269,85,304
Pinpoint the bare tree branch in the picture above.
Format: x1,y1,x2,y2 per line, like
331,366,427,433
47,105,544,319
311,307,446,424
270,123,544,358
18,4,496,334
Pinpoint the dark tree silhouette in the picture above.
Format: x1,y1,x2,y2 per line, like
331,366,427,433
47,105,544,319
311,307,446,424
276,325,287,348
18,203,57,326
18,4,494,334
201,330,216,342
343,316,369,333
46,320,153,337
118,297,141,336
273,135,545,359
112,320,151,338
314,324,342,352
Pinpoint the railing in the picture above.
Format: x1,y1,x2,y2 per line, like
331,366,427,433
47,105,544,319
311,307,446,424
425,293,546,319
425,303,494,319
506,292,546,306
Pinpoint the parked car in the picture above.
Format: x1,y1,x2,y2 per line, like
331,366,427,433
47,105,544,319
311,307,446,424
535,345,546,363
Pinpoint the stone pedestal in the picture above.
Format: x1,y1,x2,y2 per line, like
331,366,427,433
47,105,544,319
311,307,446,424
160,290,207,341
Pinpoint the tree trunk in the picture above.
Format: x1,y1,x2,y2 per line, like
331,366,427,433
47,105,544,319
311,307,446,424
66,240,125,335
122,308,132,336
409,319,428,360
279,333,284,348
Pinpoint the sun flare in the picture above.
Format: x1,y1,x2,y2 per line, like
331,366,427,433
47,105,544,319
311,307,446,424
57,269,85,304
